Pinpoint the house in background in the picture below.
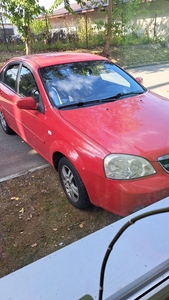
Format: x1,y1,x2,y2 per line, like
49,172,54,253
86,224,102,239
46,0,169,41
0,12,19,43
1,0,168,45
47,1,108,35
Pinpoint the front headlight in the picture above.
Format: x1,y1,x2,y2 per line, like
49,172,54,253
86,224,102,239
104,154,156,179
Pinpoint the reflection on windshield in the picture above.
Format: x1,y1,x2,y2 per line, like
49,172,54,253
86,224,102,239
40,60,145,108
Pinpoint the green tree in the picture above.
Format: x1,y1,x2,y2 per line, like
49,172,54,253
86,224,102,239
75,16,94,48
31,14,51,41
50,0,64,11
1,0,45,54
102,0,145,56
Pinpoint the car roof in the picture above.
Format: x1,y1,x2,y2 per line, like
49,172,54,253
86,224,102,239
9,52,108,68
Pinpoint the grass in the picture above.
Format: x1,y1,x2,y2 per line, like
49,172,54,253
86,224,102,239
1,42,169,67
0,167,121,278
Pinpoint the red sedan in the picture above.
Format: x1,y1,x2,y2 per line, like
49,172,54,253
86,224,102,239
0,52,169,216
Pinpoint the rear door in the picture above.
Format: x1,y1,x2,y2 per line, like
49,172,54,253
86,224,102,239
0,62,46,153
0,63,20,131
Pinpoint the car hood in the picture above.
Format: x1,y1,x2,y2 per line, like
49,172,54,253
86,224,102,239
59,91,169,161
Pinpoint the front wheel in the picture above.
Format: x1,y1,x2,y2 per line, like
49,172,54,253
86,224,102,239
0,111,14,134
58,157,91,209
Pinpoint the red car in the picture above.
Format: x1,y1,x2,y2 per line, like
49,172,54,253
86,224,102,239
0,52,169,216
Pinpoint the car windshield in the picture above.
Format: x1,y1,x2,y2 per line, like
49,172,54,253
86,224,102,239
40,60,145,108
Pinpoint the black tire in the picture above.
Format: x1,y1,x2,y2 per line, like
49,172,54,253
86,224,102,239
58,157,91,209
0,111,14,134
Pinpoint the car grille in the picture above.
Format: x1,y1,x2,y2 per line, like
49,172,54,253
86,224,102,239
158,154,169,173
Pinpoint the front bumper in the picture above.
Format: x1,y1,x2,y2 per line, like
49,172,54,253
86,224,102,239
83,169,169,216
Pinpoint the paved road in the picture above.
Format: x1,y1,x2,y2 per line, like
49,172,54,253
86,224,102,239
0,130,48,181
127,62,169,98
1,62,169,181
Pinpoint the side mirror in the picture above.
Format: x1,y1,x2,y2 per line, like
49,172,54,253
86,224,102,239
16,97,38,110
136,77,143,85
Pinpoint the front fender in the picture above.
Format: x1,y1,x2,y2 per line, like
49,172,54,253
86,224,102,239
50,139,85,172
49,136,108,184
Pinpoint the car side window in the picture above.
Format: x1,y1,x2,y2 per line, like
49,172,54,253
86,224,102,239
19,66,39,99
3,65,19,91
19,66,44,113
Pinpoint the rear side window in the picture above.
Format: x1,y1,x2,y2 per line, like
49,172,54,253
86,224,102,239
3,65,19,91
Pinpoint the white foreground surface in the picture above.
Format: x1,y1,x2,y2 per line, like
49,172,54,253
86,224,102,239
0,198,169,300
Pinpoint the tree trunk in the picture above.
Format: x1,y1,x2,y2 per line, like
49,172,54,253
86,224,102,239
102,0,112,57
85,14,88,49
25,26,31,55
25,40,31,55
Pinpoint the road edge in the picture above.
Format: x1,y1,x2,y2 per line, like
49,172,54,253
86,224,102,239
0,163,50,183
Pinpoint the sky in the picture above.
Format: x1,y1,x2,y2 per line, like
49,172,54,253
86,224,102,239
38,0,56,9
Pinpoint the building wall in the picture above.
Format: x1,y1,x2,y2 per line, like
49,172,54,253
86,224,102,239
0,14,19,40
128,0,169,39
48,0,169,39
49,9,107,33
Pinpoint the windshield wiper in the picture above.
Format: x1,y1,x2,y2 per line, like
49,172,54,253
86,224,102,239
58,99,104,109
101,91,144,102
58,91,144,109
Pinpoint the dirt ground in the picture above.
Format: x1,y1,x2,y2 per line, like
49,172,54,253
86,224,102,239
0,166,121,278
1,43,169,279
